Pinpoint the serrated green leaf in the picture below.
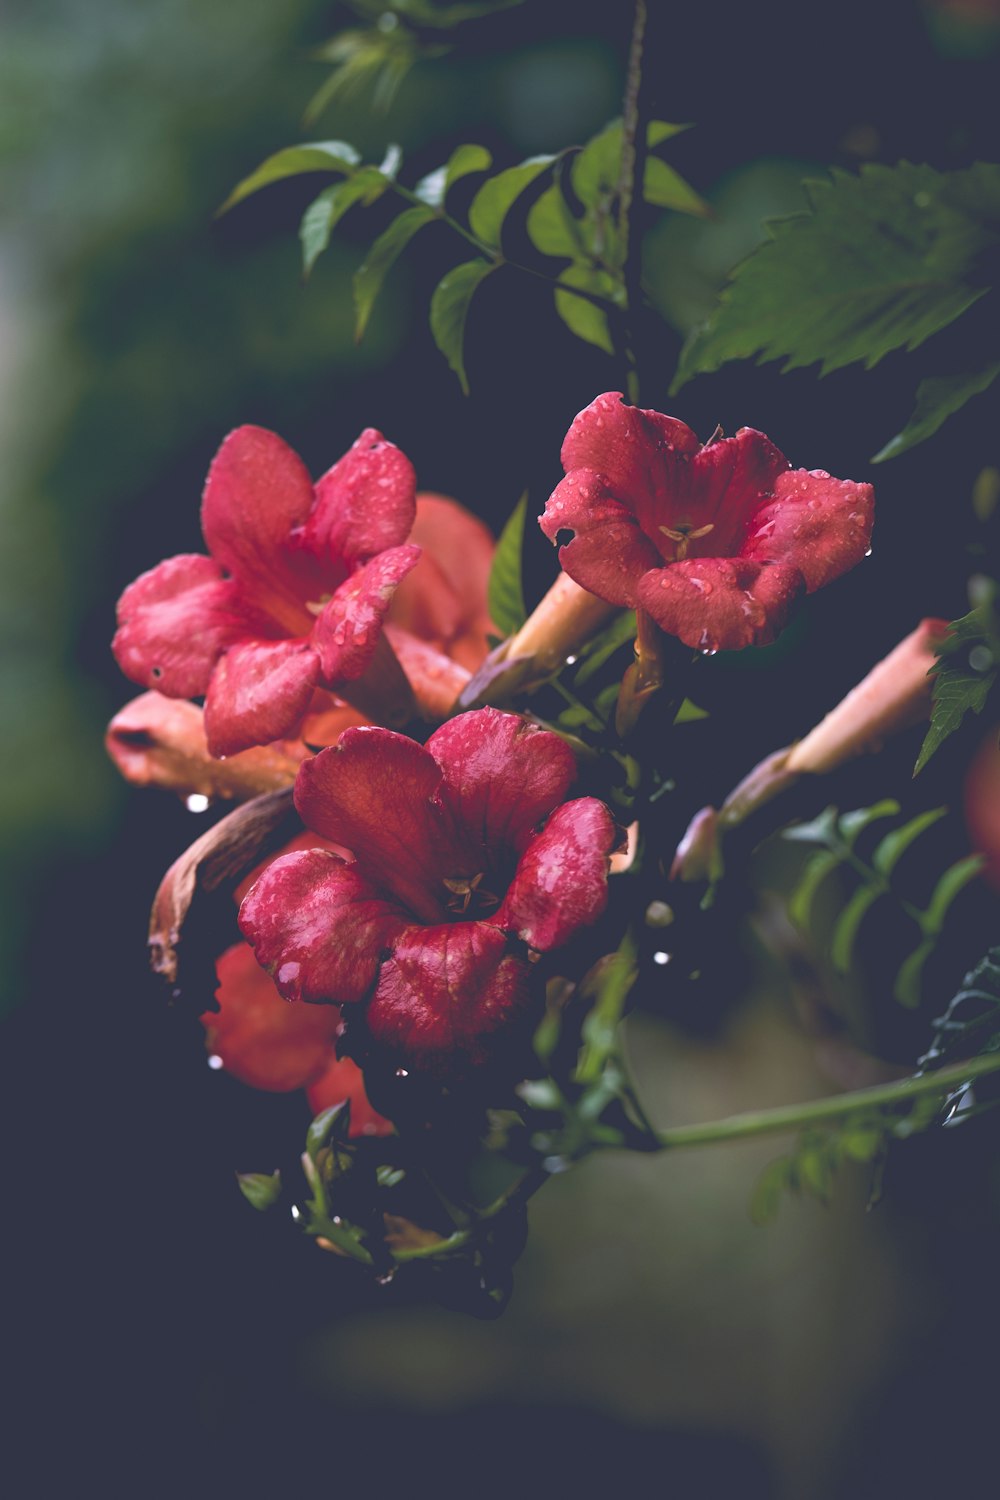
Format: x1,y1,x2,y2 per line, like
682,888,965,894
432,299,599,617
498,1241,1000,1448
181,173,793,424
353,204,435,338
414,143,492,206
921,853,986,933
468,154,556,246
914,664,996,773
428,258,494,392
894,938,936,1008
788,848,842,930
220,141,362,214
838,799,901,849
872,361,1000,462
643,158,709,217
300,168,389,274
919,946,1000,1070
236,1170,282,1211
872,807,947,877
831,884,883,972
554,264,618,353
674,162,1000,390
487,492,528,636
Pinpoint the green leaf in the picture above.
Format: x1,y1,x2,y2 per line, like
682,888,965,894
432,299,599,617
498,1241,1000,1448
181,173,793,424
527,184,584,258
429,258,494,393
838,799,901,849
487,492,528,637
236,1170,282,1212
306,1102,348,1161
830,884,883,972
915,663,996,773
872,361,1000,462
219,141,362,214
353,204,435,338
572,119,688,207
414,143,492,207
894,938,936,1009
788,848,841,930
919,946,1000,1070
554,265,618,353
300,168,390,274
921,853,985,934
574,611,637,685
782,806,840,845
675,697,709,723
750,1157,792,1225
872,807,947,877
674,162,1000,390
468,154,556,247
643,158,710,217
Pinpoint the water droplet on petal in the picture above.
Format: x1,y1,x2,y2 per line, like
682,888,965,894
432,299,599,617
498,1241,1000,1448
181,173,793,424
186,793,210,814
207,1054,224,1071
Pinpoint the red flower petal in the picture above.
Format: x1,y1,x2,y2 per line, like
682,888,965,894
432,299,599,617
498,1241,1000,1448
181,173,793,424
239,848,409,1003
560,391,700,496
202,941,341,1091
305,1053,394,1137
113,554,249,698
540,469,663,607
203,638,321,758
675,428,790,555
311,543,421,683
366,922,532,1071
742,469,875,591
201,426,325,630
426,708,579,857
496,798,620,951
304,428,417,569
637,557,804,653
294,728,449,922
388,493,496,668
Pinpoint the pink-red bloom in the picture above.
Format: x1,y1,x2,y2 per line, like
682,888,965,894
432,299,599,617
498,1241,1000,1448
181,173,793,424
239,708,621,1073
540,392,875,653
113,425,420,756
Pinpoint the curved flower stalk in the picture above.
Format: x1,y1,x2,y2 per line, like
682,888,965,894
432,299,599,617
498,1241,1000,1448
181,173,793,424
540,391,875,654
240,708,622,1075
113,425,422,756
205,941,393,1137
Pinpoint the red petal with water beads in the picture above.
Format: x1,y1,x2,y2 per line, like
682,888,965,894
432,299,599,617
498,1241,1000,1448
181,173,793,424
560,390,700,494
366,923,532,1071
203,942,342,1091
203,638,321,758
113,554,250,698
497,798,621,951
540,470,664,607
303,427,417,568
311,543,421,682
637,557,804,653
426,707,578,857
306,1053,394,1137
293,728,448,921
239,847,409,1004
743,469,876,592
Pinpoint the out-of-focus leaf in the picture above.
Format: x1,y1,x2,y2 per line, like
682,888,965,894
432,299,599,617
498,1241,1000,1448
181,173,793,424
428,258,494,392
468,155,556,247
873,361,1000,462
237,1170,282,1211
487,492,528,637
414,143,492,207
643,158,709,216
830,883,882,972
353,204,435,337
872,808,947,876
220,141,362,214
922,854,985,933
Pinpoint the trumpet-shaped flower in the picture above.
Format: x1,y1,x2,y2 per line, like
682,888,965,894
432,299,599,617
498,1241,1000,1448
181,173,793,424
540,392,875,653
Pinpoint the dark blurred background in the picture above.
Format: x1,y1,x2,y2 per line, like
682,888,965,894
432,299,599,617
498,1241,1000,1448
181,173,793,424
4,1,1000,1494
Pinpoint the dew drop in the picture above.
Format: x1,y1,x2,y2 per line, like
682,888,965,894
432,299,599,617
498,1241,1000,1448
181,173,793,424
652,950,672,966
395,1067,409,1079
186,793,210,814
207,1054,224,1071
565,654,578,666
864,546,873,558
290,1204,301,1221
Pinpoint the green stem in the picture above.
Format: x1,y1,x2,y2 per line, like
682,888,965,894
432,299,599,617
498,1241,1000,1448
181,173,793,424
617,0,649,404
655,1053,1000,1149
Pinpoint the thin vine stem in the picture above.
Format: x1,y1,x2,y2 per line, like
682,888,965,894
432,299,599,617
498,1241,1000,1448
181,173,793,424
617,0,649,404
654,1052,1000,1150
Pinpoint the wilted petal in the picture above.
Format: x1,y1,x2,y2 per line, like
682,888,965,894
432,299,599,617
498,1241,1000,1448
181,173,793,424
294,728,448,921
106,691,306,799
540,469,663,607
203,942,342,1091
204,638,321,758
305,428,417,568
239,848,409,1004
367,923,532,1071
497,798,620,950
312,544,421,683
113,554,249,698
306,1053,394,1136
743,469,875,592
560,391,700,499
201,426,324,627
637,557,804,652
427,708,578,857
